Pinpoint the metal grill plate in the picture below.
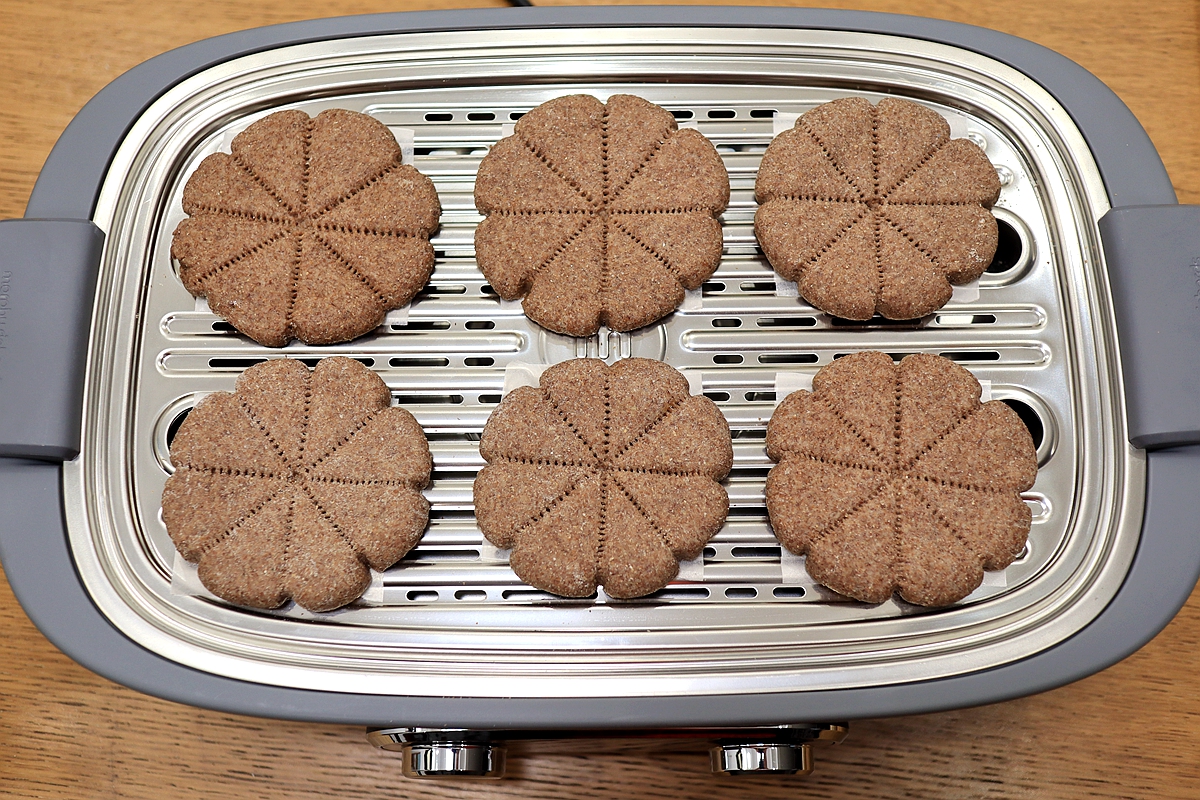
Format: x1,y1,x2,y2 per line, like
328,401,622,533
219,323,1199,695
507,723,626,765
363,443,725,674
66,27,1143,699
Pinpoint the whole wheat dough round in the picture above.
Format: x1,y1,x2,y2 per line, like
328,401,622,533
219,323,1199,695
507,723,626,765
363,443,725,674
474,95,730,336
474,357,733,599
765,351,1037,606
172,109,441,347
162,357,432,612
755,97,1001,321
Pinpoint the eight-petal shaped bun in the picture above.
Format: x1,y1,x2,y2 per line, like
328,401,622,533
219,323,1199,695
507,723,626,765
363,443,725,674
172,109,441,347
474,358,733,599
162,357,432,612
755,97,1001,321
474,95,730,336
765,351,1037,606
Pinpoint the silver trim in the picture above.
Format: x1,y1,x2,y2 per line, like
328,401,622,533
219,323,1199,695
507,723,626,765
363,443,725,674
401,743,505,779
67,27,1142,699
711,744,812,776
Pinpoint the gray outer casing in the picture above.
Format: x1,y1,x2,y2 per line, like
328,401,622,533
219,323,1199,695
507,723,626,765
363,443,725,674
1,6,1198,729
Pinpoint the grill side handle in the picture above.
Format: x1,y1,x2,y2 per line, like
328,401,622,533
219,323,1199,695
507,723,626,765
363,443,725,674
0,219,104,461
1101,205,1200,449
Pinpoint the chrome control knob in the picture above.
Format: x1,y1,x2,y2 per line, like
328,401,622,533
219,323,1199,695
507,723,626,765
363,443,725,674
710,742,813,776
367,729,505,779
402,742,505,779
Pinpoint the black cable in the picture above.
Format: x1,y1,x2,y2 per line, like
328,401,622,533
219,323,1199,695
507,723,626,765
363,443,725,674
508,0,535,6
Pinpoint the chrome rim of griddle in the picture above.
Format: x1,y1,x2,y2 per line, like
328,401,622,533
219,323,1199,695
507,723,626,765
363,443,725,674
67,27,1143,698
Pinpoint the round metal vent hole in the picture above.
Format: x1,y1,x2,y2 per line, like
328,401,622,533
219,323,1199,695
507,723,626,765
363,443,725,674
670,109,694,120
1001,398,1044,448
725,587,758,599
773,586,807,599
703,391,730,402
424,112,453,122
713,354,742,364
467,112,495,121
749,108,777,118
165,408,191,447
987,218,1024,273
707,109,736,119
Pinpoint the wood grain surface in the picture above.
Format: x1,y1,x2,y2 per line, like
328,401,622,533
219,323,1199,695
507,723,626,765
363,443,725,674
2,1,1198,797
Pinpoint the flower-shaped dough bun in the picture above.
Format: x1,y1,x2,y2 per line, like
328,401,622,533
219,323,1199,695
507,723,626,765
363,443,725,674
474,95,730,336
172,109,441,347
755,97,1001,320
765,352,1037,606
162,357,432,612
474,358,733,598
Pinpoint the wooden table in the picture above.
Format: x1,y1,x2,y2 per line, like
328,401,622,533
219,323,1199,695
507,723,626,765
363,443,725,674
2,1,1198,796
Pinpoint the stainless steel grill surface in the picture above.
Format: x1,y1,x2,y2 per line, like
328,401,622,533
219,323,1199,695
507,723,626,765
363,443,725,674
66,27,1142,699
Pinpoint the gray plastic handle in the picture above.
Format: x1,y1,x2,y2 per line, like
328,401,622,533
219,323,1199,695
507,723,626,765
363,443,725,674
0,219,104,460
1100,205,1200,449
